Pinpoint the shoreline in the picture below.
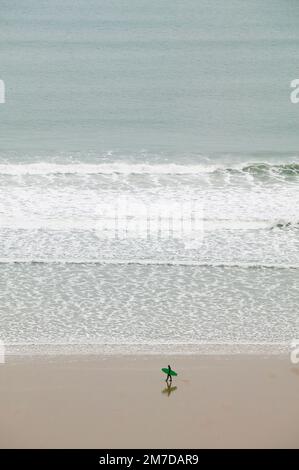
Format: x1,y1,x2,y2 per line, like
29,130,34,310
0,353,299,448
2,342,291,357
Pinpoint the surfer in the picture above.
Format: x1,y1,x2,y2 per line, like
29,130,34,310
161,364,177,382
166,365,173,383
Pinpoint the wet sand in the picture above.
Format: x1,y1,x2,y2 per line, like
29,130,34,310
0,354,299,448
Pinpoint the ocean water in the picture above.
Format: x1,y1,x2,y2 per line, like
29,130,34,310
0,1,298,354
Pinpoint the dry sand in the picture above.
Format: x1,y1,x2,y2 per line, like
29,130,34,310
0,354,299,448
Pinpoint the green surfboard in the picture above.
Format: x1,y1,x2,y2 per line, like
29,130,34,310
162,367,178,377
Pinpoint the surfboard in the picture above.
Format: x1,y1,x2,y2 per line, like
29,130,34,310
161,367,178,377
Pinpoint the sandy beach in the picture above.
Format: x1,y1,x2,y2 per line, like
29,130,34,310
0,354,298,449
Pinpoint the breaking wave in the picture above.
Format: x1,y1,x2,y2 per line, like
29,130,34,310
0,161,298,176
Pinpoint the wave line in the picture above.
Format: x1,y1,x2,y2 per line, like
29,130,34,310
0,258,298,269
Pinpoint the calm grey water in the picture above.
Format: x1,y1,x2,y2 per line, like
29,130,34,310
0,1,298,353
1,0,299,154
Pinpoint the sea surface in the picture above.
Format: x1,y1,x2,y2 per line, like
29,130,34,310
0,1,298,354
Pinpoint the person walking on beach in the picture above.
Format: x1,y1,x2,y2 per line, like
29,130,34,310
166,365,173,384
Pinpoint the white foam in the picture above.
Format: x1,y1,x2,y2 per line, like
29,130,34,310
0,159,298,176
0,161,264,176
0,216,268,231
3,341,290,356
